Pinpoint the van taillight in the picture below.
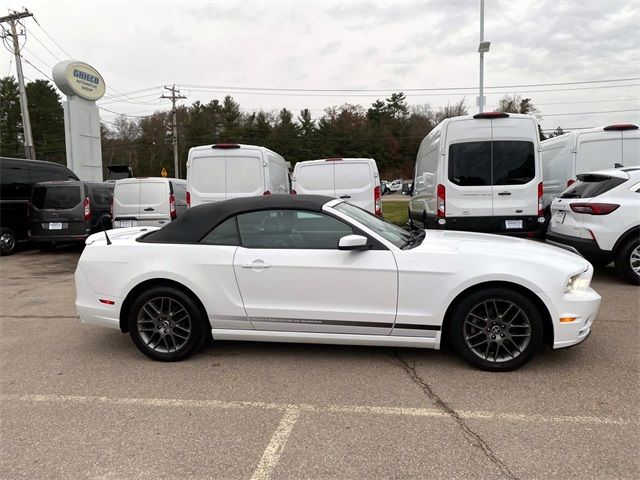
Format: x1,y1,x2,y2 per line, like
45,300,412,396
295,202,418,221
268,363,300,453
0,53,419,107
538,182,544,216
603,124,638,131
83,197,91,221
169,193,176,219
473,112,510,119
567,179,575,187
570,203,620,215
436,184,446,218
263,191,271,196
374,185,382,216
186,191,191,207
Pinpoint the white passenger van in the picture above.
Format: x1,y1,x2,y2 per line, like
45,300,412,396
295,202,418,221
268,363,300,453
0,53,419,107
409,112,543,234
112,177,187,228
541,124,639,209
186,143,289,207
292,158,382,214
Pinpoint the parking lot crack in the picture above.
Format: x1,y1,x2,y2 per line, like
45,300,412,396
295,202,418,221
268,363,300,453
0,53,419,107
394,353,520,480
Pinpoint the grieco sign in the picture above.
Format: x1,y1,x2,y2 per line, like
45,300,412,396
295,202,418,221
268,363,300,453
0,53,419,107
52,60,105,101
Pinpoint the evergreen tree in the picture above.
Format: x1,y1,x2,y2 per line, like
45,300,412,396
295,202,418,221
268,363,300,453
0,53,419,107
25,79,65,163
0,76,22,158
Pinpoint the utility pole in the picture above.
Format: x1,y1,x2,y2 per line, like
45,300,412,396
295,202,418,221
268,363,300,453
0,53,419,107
161,85,186,178
0,9,36,159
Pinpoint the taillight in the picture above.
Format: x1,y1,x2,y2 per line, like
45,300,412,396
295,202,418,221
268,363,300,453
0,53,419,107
374,185,382,216
186,191,191,207
436,184,446,218
570,203,620,215
473,112,509,119
538,182,544,216
169,193,176,219
83,197,91,221
263,191,271,196
109,194,113,218
291,189,297,195
567,179,575,187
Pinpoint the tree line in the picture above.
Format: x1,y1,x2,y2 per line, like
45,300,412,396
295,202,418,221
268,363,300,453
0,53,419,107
1,75,552,179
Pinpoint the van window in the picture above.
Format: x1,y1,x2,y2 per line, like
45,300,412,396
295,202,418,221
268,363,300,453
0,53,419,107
227,157,263,193
172,183,187,206
140,182,166,204
30,164,78,183
297,164,333,190
0,160,30,200
190,156,226,193
492,141,535,185
32,185,82,209
448,142,491,186
90,187,112,206
335,163,371,189
269,161,289,193
200,217,239,245
115,183,139,205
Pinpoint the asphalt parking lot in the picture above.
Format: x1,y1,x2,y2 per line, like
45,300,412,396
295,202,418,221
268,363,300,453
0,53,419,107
1,247,638,480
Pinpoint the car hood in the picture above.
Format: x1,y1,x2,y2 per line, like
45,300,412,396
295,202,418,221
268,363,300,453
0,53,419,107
413,230,590,273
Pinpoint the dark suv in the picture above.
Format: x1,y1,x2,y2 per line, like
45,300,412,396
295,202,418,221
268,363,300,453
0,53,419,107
29,181,92,248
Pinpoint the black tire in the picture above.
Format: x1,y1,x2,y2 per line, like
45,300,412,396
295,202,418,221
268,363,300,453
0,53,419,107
128,286,205,361
614,236,640,285
0,228,17,256
450,288,544,371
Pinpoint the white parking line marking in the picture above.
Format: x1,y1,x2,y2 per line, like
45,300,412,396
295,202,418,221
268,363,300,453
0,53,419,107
0,393,632,426
251,406,300,480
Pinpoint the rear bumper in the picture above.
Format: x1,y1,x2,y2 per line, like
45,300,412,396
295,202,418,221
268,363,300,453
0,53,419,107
30,233,89,243
75,268,121,330
548,288,600,349
545,231,609,255
425,214,544,235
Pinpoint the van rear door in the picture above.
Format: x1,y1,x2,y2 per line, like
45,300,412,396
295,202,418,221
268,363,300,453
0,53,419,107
334,160,375,212
113,180,140,227
576,131,623,174
138,180,170,226
490,117,539,221
225,148,265,199
295,162,335,196
445,119,493,218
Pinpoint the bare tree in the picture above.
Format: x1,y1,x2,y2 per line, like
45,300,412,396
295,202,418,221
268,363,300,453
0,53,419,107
434,98,468,123
497,95,539,115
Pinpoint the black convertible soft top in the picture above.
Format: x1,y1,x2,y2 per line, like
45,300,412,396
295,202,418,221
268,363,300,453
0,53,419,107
140,194,335,243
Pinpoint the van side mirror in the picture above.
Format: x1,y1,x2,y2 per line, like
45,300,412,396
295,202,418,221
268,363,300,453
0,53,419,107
338,234,371,251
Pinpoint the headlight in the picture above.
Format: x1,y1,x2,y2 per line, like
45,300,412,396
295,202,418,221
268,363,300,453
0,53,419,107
565,269,592,294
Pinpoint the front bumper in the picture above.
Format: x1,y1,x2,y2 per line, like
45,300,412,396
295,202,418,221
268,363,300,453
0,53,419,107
548,287,601,349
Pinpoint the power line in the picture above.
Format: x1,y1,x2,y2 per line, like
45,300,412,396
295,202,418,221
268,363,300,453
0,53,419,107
23,26,61,62
542,109,639,117
21,56,55,82
31,15,72,58
179,77,640,93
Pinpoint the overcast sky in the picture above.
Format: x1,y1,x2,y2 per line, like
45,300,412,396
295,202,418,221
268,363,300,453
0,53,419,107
3,0,639,132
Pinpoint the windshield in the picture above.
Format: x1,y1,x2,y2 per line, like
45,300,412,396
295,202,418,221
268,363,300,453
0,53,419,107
334,202,413,248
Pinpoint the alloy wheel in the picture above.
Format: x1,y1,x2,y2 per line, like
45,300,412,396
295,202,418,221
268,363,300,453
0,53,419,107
137,297,192,353
0,233,16,254
463,299,531,363
630,245,640,277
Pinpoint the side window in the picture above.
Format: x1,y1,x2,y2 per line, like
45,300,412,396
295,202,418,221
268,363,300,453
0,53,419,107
200,217,240,246
1,160,30,200
90,187,113,206
30,164,77,183
237,209,353,249
448,142,491,186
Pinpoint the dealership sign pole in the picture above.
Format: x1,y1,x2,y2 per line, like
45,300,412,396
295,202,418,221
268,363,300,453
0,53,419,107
52,60,106,181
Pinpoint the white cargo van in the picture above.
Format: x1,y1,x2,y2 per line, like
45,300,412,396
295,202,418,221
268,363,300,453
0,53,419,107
186,143,289,206
112,177,187,228
292,158,381,214
541,124,639,209
409,112,543,234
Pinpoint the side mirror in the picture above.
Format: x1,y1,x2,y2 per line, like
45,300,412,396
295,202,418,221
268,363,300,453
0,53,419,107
338,234,371,251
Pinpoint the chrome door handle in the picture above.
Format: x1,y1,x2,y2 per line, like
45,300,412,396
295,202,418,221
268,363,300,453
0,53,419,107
498,191,511,196
144,207,155,211
241,260,271,269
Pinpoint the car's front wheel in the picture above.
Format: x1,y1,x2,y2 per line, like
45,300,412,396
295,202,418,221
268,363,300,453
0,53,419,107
0,228,17,256
128,286,205,361
615,237,640,285
450,288,543,371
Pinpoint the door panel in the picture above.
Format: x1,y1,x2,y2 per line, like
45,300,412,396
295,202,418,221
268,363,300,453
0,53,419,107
233,248,398,334
138,181,169,224
225,150,264,199
446,140,493,217
491,140,538,217
334,162,374,211
294,163,335,196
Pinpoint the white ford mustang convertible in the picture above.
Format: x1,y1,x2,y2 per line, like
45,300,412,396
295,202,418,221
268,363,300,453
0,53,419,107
75,195,600,371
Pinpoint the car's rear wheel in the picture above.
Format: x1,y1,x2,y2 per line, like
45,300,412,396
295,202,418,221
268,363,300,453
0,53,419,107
614,237,640,285
128,286,205,361
0,228,17,256
450,288,543,371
